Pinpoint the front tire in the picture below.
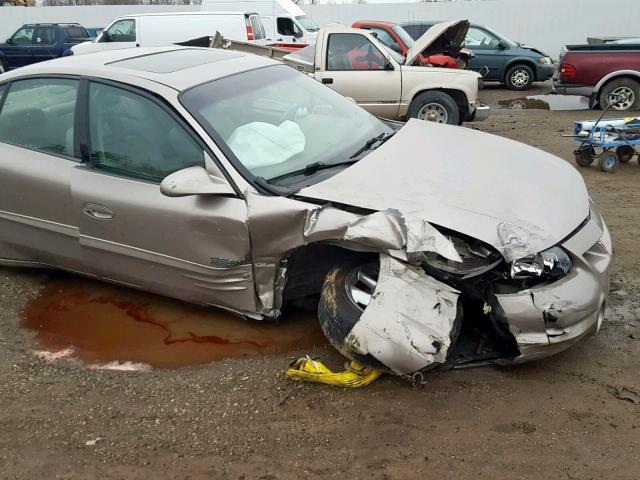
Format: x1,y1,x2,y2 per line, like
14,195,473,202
599,78,640,111
598,151,619,172
505,64,534,90
575,147,595,167
407,91,460,125
318,261,388,371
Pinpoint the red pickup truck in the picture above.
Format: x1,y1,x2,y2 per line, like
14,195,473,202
554,41,640,111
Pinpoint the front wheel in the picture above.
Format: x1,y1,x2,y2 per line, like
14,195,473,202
407,91,460,125
575,147,595,167
505,64,534,90
598,150,619,172
318,261,388,371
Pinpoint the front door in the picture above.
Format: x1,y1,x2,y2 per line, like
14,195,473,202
3,26,34,68
465,26,507,81
275,16,301,44
71,80,256,310
97,18,138,51
318,32,401,119
0,77,83,269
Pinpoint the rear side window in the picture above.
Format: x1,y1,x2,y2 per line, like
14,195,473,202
0,78,79,157
35,27,57,45
65,26,87,39
88,82,203,181
250,15,265,40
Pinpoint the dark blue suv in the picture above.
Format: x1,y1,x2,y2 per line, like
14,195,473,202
402,21,555,90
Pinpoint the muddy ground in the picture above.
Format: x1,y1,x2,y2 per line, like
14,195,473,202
1,81,639,479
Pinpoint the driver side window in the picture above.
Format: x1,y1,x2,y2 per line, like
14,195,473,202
11,27,35,45
326,33,385,71
88,82,203,182
277,17,299,37
101,19,136,43
464,27,500,49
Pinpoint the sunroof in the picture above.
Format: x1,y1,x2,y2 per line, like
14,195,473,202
108,48,242,73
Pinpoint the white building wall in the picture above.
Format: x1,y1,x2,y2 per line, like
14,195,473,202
0,1,638,59
303,0,640,59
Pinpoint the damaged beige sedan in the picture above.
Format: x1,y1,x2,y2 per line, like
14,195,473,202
0,47,612,375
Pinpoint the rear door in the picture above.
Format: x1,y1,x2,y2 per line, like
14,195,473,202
465,26,506,80
0,77,83,269
31,26,59,64
71,80,256,309
319,32,401,119
3,26,35,68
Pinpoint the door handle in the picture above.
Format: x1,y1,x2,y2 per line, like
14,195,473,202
82,203,113,220
322,77,333,84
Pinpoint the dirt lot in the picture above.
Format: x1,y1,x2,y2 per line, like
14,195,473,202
1,81,639,480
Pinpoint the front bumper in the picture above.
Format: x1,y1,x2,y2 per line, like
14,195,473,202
495,209,612,363
536,63,556,81
467,102,490,122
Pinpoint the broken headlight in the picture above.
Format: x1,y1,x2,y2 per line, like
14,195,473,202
423,235,502,279
510,246,572,280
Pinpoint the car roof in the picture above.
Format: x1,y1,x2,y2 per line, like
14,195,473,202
0,46,278,92
112,12,254,18
22,23,83,27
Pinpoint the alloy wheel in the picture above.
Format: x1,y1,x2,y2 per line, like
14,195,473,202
608,86,636,110
511,69,530,88
344,264,379,311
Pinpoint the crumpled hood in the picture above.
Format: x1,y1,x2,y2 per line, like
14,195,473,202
299,119,589,262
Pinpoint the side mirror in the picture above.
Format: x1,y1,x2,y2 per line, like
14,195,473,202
497,41,507,50
295,29,304,38
160,163,234,197
384,60,395,71
6,38,12,45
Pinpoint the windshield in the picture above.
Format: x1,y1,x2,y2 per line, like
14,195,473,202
180,65,389,185
483,26,517,47
295,15,319,32
392,25,414,47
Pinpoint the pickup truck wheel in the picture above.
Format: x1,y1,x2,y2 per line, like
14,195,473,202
600,78,640,111
505,64,534,90
408,91,459,125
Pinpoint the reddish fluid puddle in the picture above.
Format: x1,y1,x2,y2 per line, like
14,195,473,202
22,275,327,369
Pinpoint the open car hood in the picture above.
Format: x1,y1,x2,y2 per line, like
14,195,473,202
298,119,589,262
405,19,470,65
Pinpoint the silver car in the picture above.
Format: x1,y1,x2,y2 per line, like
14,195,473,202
0,47,612,375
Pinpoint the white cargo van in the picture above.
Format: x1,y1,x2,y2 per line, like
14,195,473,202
71,12,267,56
201,0,318,45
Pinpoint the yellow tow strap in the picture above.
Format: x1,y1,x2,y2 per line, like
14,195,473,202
286,355,382,388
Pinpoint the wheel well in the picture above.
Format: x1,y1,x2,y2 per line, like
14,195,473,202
282,243,377,306
412,88,469,114
504,60,537,82
597,74,640,100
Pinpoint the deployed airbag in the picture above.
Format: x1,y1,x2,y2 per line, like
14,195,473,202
228,120,305,169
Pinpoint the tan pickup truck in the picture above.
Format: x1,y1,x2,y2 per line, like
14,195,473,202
283,21,489,125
